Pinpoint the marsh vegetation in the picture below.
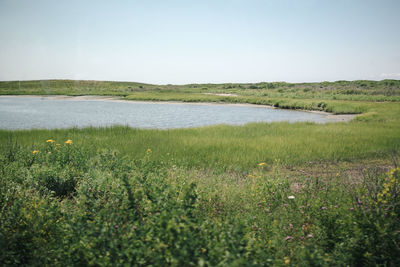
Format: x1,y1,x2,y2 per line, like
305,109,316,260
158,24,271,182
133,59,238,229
1,80,400,265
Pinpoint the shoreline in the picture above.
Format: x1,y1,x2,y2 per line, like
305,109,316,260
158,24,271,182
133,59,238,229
0,94,357,122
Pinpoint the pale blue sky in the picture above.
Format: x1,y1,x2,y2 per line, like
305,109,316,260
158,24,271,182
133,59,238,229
0,0,399,84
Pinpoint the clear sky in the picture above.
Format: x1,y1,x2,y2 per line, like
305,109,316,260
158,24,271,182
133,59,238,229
0,0,399,84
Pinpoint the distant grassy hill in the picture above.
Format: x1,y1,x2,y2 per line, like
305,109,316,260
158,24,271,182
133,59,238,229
1,79,400,114
0,79,399,98
0,80,156,96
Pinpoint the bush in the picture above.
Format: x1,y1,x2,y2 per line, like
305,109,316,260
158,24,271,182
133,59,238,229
1,140,399,265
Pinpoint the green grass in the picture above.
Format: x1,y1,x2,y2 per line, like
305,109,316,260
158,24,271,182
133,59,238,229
1,100,399,171
1,79,400,97
2,79,399,114
1,79,400,103
1,79,400,265
1,118,399,172
124,92,372,114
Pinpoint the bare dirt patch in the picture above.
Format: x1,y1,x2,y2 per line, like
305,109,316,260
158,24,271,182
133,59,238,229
203,93,238,97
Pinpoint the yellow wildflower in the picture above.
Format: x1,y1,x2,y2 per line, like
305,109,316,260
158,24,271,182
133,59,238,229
32,150,39,154
46,139,55,143
65,139,73,144
56,144,60,146
258,162,266,166
284,257,290,265
146,148,152,153
377,167,400,204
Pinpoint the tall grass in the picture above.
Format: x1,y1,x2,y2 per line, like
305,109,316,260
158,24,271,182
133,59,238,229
1,99,399,172
1,111,399,172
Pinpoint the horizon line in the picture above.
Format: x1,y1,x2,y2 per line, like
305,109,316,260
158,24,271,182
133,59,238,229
0,78,399,86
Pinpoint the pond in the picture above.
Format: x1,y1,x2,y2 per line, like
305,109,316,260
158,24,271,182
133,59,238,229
0,96,350,130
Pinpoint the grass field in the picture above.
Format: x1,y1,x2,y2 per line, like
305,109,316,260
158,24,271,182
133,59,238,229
1,80,400,265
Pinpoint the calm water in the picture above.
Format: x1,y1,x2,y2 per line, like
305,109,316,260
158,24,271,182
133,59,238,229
0,96,341,130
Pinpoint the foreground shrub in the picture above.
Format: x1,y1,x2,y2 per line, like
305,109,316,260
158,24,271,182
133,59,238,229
0,140,399,265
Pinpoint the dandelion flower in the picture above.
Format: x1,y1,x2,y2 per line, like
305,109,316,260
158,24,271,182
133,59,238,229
146,148,152,153
284,257,290,265
32,150,39,154
288,195,295,199
46,139,55,143
258,162,266,166
65,139,72,144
